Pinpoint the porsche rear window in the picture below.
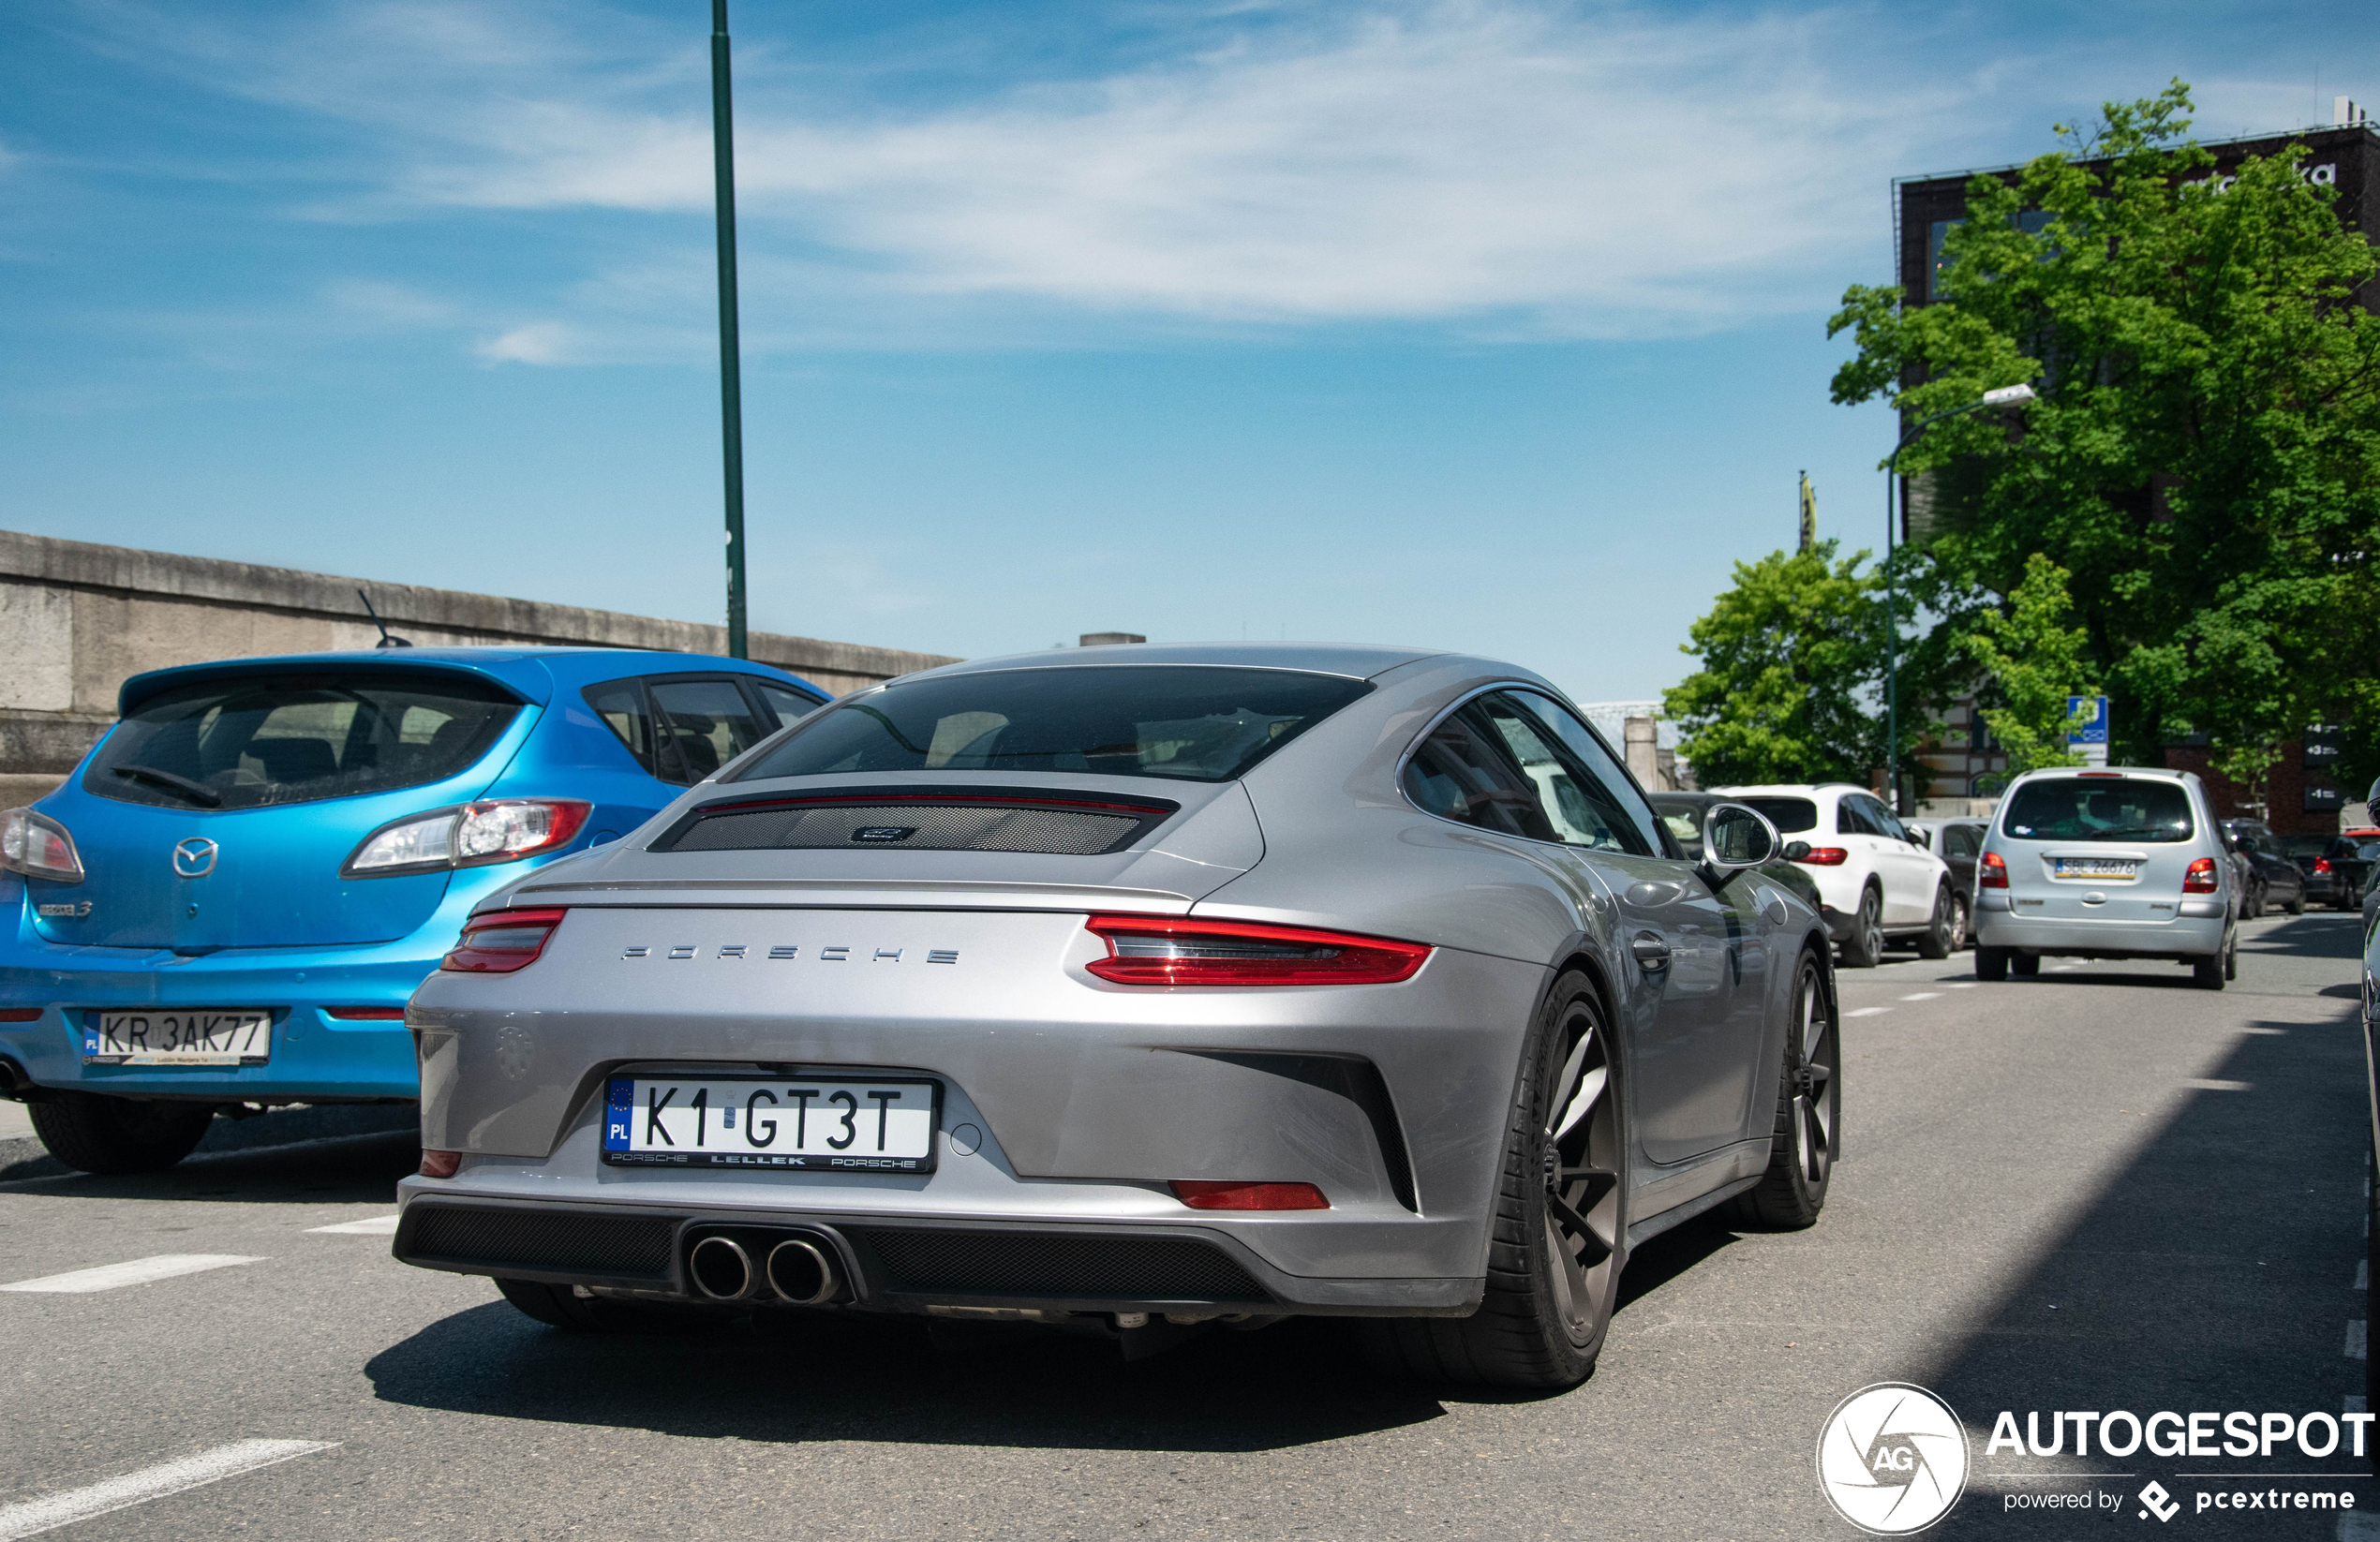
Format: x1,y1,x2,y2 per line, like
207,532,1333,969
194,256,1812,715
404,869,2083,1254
731,666,1370,784
87,672,521,811
2001,778,2194,843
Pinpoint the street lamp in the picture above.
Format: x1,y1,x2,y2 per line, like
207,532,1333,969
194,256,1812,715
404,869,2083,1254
1882,381,2036,812
710,0,748,660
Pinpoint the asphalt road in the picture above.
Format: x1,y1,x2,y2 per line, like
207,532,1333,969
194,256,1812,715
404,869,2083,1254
0,912,2369,1541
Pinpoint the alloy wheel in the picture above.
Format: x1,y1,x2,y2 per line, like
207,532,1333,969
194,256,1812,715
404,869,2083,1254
1790,965,1838,1187
1540,1006,1621,1345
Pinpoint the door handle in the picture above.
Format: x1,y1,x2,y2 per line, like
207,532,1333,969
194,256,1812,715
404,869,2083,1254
1630,932,1672,971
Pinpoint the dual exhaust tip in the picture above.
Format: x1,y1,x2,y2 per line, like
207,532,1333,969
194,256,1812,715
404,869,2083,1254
687,1233,840,1306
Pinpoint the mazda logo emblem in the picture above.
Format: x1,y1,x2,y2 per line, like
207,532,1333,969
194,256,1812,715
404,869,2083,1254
171,838,218,878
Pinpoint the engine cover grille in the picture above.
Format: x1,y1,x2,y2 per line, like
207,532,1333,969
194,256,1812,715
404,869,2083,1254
851,1227,1271,1303
668,802,1140,855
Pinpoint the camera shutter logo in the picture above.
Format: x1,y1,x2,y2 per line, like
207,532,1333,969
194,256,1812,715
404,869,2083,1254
171,838,218,878
1816,1383,1969,1535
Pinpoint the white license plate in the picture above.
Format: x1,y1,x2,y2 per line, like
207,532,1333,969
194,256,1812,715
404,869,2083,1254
2052,857,2139,882
82,1010,272,1065
602,1075,939,1172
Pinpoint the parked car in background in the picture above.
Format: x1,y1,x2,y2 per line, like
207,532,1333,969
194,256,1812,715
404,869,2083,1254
0,647,830,1174
1972,766,2237,988
2314,833,2377,912
1917,817,1988,951
2284,835,2351,909
2221,820,2307,916
1647,793,1828,917
1708,783,1958,967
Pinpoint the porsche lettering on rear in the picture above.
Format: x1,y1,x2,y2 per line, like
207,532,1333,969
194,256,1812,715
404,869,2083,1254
618,943,959,963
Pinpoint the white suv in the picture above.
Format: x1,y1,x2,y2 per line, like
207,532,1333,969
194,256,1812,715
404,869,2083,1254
1710,783,1959,967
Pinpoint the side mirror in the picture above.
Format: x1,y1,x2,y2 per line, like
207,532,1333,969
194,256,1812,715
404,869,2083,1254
1702,802,1779,877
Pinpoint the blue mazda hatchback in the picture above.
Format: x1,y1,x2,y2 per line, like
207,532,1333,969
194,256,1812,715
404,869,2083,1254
0,646,829,1173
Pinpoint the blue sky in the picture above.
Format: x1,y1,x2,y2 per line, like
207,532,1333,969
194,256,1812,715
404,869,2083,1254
0,1,2363,703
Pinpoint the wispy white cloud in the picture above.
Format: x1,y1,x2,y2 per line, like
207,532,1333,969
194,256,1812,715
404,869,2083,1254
475,320,578,364
66,0,2056,343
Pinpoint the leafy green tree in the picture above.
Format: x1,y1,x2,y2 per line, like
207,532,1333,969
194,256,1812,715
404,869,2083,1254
1665,541,1911,789
1959,553,2097,773
1827,81,2380,777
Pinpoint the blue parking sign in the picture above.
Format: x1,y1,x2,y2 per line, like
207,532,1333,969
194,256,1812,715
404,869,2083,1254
2066,695,2109,746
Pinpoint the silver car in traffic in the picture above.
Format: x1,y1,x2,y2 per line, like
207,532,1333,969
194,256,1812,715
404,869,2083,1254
1972,765,2238,988
392,644,1839,1387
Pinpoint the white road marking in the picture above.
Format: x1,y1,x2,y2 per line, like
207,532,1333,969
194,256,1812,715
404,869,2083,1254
0,1255,260,1295
1845,1007,1889,1018
1899,992,1942,1001
2184,1079,2253,1092
2358,1260,2369,1291
2347,1320,2366,1360
1946,982,1979,988
305,1215,398,1236
0,1440,335,1541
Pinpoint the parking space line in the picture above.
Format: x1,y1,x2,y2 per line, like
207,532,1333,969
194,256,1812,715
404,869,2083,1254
0,1256,261,1295
0,1439,335,1541
305,1215,398,1236
1845,1007,1889,1018
1900,992,1942,1001
2346,1320,2366,1360
2358,1261,2368,1291
1946,982,1979,988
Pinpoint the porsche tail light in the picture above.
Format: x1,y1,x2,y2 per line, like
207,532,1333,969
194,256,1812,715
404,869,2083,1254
1980,852,2008,888
1171,1180,1330,1210
420,1150,462,1178
1082,915,1430,986
2183,858,2220,894
440,908,567,973
1794,847,1850,867
1,808,83,884
344,800,592,879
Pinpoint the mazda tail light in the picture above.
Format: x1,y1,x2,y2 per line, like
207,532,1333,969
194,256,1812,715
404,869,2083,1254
323,1006,408,1020
2183,858,2219,894
1980,853,2008,888
440,908,568,973
0,808,83,885
1794,847,1850,867
1083,915,1430,986
1171,1180,1330,1210
344,800,592,879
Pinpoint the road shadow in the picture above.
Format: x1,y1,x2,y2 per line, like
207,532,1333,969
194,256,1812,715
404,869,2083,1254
0,1101,416,1183
2238,915,2367,961
366,1298,1445,1454
1914,1004,2373,1538
0,1127,417,1204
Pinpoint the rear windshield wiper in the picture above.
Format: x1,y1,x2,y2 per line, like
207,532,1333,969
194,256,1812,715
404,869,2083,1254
111,764,223,808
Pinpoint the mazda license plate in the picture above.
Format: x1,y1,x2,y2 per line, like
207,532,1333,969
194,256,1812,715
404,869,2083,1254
2052,857,2139,882
602,1075,939,1171
83,1010,272,1065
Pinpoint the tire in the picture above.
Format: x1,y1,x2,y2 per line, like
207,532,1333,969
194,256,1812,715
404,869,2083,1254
2011,953,2041,978
2192,954,2225,990
495,1277,722,1333
1974,945,2008,982
2287,889,2306,916
1730,950,1837,1229
1358,970,1623,1389
1839,888,1884,969
1914,885,1956,960
1949,895,1971,952
2224,928,2239,982
2245,882,2266,920
26,1092,216,1175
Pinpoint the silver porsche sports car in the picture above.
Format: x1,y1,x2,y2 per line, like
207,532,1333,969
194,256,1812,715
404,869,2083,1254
393,644,1838,1388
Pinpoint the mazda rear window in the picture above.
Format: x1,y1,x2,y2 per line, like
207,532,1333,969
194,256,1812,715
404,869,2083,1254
87,672,521,811
731,666,1370,785
1736,796,1818,834
2001,778,2194,843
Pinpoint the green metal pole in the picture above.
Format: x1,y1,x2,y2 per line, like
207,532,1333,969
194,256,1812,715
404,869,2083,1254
711,0,748,660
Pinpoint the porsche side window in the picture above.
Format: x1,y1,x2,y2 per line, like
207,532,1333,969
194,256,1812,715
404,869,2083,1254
1474,697,1629,851
1502,691,1662,855
1402,705,1558,842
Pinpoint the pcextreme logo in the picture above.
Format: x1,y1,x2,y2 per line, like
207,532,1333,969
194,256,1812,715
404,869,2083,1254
1817,1383,1970,1535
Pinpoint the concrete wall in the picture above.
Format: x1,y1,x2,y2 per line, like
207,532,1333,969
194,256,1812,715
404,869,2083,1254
0,529,959,806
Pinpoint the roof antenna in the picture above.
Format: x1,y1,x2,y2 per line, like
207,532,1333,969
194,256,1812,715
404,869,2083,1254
358,589,412,648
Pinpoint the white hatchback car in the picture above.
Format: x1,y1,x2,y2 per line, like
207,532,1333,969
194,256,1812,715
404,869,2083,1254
1712,783,1959,966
